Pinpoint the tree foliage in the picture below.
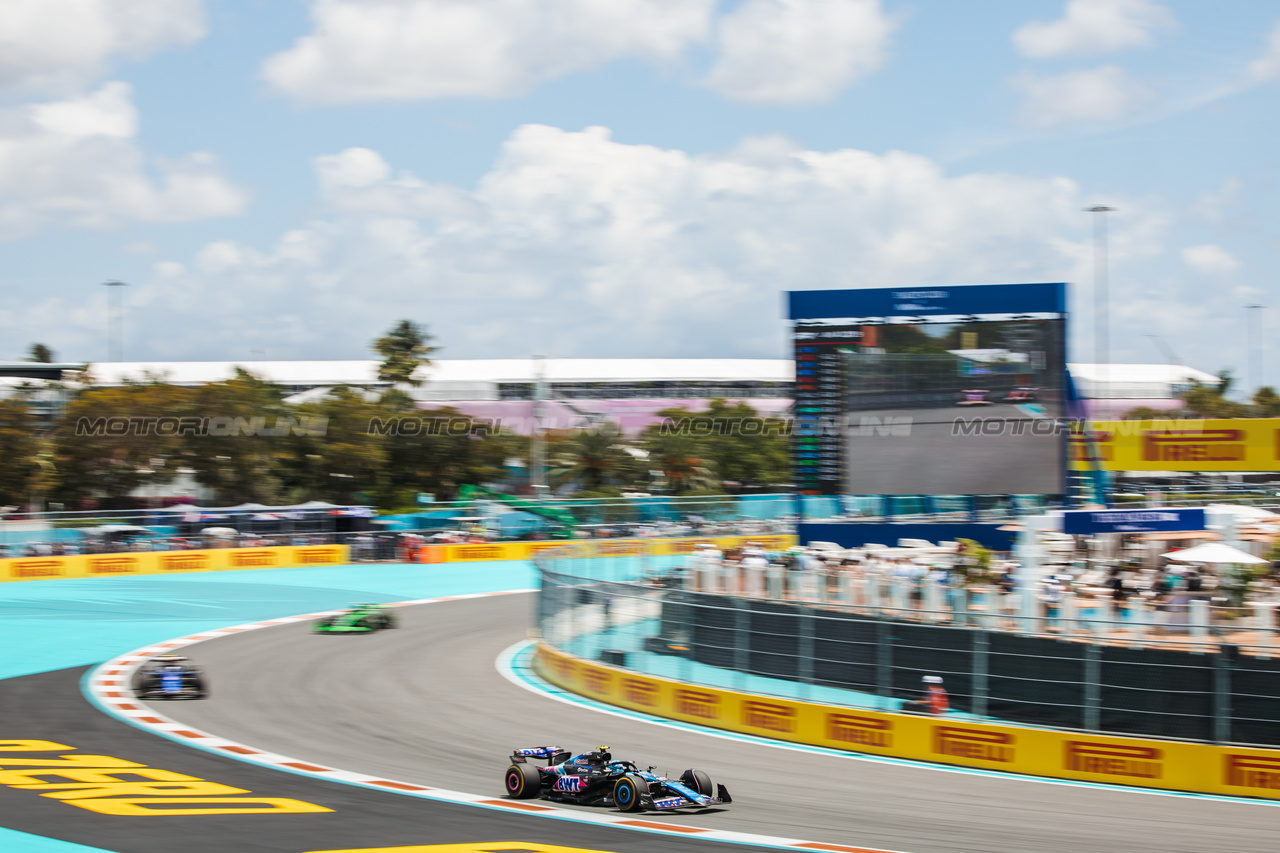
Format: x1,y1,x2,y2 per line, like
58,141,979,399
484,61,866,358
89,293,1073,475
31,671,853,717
639,399,789,493
54,380,195,505
374,320,437,387
547,423,640,492
1170,379,1280,419
0,400,41,506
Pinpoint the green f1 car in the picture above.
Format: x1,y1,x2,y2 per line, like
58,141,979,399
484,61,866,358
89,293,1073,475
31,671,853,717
315,603,397,633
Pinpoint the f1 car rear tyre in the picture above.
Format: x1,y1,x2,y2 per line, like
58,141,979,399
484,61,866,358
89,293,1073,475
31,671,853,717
381,614,397,629
681,769,713,797
613,774,645,812
505,763,542,799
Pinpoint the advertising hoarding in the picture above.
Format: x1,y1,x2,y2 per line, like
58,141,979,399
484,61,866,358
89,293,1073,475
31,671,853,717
1069,419,1280,472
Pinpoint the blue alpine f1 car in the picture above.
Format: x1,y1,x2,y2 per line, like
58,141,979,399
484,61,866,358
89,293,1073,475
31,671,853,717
503,745,731,812
133,655,208,700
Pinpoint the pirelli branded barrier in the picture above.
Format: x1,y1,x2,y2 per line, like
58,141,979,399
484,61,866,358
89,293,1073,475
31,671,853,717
533,643,1280,800
1070,417,1280,472
0,544,349,583
420,534,798,564
0,534,798,582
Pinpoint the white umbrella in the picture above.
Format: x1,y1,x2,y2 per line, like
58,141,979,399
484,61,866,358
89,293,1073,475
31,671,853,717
200,527,239,536
1161,542,1267,564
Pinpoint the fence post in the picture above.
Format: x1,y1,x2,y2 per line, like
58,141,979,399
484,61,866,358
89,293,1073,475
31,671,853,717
767,565,782,600
972,628,989,718
721,561,737,595
890,578,908,614
1020,586,1041,636
1190,599,1210,652
924,577,944,622
798,606,815,700
1254,603,1274,660
876,619,894,707
1129,598,1147,649
866,574,882,612
1060,593,1077,637
734,597,750,691
803,568,820,602
1213,645,1234,744
1083,641,1101,732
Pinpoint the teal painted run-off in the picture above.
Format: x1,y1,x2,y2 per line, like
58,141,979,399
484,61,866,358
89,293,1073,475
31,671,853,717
0,559,536,853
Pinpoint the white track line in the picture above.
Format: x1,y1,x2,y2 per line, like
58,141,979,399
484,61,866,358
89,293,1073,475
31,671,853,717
83,591,905,853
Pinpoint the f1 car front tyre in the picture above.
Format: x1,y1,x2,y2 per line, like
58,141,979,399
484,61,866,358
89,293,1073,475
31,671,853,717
505,763,542,799
680,769,713,797
613,774,645,812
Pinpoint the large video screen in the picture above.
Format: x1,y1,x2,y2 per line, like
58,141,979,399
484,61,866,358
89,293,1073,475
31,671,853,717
845,318,1066,495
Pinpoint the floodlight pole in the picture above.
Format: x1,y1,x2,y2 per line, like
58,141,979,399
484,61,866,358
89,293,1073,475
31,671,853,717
1084,206,1115,410
530,354,547,499
1247,304,1265,397
102,281,128,361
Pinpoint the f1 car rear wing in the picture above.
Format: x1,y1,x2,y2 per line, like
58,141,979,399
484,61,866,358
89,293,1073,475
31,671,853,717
510,746,571,765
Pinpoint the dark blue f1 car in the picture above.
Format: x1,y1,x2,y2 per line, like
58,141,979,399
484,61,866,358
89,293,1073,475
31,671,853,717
504,745,731,812
133,655,208,700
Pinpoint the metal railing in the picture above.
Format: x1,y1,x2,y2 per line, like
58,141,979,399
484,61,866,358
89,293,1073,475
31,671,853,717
535,543,1280,747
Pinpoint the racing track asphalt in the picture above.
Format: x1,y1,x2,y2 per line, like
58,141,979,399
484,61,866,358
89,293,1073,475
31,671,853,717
0,665,770,853
151,593,1276,853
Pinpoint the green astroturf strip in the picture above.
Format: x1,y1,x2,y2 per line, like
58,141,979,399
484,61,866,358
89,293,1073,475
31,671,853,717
0,560,536,681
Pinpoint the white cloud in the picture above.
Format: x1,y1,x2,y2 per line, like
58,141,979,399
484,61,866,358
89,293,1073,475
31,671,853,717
0,0,205,93
1012,66,1151,128
703,0,896,104
1182,244,1240,275
1252,20,1280,79
1013,0,1175,59
0,82,247,240
30,80,138,137
109,124,1164,361
262,0,714,103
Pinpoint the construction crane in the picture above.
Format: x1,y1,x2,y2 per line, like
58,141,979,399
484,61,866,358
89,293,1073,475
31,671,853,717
1144,334,1183,368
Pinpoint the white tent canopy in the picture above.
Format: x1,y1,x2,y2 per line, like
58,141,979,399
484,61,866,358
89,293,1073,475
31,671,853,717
1205,504,1280,521
1161,542,1267,564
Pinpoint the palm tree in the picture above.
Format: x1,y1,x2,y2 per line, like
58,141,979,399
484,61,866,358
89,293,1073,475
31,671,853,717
645,433,719,493
547,423,638,492
373,320,437,387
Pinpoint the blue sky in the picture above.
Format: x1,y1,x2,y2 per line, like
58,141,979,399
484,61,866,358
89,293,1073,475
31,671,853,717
1,0,1278,390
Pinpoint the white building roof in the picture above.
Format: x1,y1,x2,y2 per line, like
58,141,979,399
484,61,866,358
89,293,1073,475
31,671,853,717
1068,363,1218,401
85,359,796,387
71,359,1213,404
1066,363,1218,385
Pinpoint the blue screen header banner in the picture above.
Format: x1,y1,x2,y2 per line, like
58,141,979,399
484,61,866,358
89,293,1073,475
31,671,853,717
1061,508,1206,534
787,282,1066,321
